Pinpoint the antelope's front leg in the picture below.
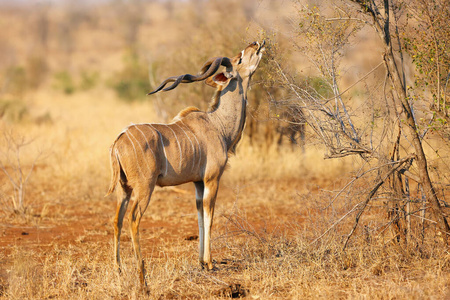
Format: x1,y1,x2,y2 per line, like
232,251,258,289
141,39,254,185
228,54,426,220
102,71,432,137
201,179,219,270
194,181,205,265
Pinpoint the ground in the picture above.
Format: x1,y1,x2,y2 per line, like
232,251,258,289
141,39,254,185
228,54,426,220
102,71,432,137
1,175,448,299
0,177,316,298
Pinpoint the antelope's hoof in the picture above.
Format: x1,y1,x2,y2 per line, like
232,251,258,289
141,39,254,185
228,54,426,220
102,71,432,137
144,285,151,295
116,265,122,275
201,261,217,271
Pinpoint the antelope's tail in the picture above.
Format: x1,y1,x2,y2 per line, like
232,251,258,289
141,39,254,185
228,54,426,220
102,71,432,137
106,146,120,197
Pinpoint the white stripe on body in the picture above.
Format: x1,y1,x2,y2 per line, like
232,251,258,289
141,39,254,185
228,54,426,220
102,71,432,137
164,124,182,171
181,120,202,171
147,124,168,176
124,130,145,176
126,127,153,174
174,122,196,172
133,125,156,161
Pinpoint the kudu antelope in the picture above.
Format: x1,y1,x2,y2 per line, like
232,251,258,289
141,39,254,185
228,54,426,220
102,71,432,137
107,41,265,287
274,105,306,149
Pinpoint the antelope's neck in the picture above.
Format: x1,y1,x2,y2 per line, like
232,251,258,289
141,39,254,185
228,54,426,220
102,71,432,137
208,76,249,151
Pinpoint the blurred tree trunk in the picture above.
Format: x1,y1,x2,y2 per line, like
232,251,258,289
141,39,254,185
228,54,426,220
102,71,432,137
352,0,450,243
389,127,406,243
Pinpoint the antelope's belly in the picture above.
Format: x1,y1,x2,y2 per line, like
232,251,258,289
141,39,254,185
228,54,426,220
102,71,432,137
156,171,202,187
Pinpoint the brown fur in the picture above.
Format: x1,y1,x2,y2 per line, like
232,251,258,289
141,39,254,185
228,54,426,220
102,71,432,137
207,87,224,112
106,147,120,195
172,106,201,122
205,73,228,112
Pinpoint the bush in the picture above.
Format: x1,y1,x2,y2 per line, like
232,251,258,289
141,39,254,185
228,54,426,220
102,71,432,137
79,70,100,91
26,56,49,89
307,76,333,98
3,66,27,97
0,129,43,214
109,51,149,102
1,56,49,97
53,71,76,95
0,99,29,122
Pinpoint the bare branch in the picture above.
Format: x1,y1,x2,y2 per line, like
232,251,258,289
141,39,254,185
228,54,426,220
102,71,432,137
343,154,415,250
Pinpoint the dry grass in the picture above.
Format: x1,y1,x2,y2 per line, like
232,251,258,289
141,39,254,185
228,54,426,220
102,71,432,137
0,1,449,299
2,206,450,299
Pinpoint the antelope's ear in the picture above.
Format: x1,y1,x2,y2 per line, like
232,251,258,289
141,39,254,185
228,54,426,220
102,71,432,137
205,72,231,88
232,50,243,65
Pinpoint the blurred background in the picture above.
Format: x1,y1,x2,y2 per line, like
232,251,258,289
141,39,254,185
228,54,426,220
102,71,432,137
0,0,289,116
0,0,351,193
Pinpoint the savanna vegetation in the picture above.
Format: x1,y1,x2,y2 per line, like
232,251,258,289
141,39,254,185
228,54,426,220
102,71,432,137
0,0,449,298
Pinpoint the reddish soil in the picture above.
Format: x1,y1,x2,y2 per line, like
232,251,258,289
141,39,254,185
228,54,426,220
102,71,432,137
0,178,313,267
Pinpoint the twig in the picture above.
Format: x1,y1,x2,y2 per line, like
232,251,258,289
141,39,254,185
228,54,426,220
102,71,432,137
323,158,414,210
310,203,360,245
342,155,414,250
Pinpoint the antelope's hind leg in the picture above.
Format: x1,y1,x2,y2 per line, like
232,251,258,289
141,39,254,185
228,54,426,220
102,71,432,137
114,182,132,273
129,178,157,287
